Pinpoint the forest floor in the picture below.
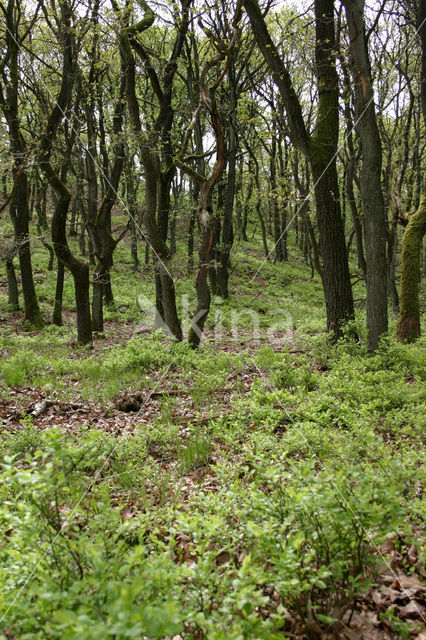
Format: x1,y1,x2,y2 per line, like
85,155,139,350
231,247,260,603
0,233,425,640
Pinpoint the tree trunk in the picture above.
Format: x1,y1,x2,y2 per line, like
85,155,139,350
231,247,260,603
270,134,283,262
346,161,366,278
125,154,140,271
241,169,252,242
119,0,191,341
38,0,92,345
188,208,214,348
218,61,237,298
170,178,180,255
79,211,87,256
278,138,289,260
158,261,183,340
188,189,198,272
103,269,114,307
12,187,44,327
130,219,139,271
396,194,426,342
387,221,399,315
53,259,64,326
235,158,243,240
6,258,19,310
343,0,388,349
42,240,55,271
293,151,322,281
186,56,205,271
396,0,426,341
209,212,222,296
257,198,269,260
311,163,353,331
92,263,105,332
244,0,354,338
51,189,93,344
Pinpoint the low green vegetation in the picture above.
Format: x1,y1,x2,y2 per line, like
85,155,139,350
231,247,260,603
0,238,424,639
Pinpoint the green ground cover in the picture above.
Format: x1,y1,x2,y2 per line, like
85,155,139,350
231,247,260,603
0,232,424,639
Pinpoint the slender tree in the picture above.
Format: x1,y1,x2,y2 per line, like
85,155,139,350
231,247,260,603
397,0,426,342
118,0,183,341
175,22,239,346
343,0,388,350
243,0,355,337
0,0,44,327
38,0,93,345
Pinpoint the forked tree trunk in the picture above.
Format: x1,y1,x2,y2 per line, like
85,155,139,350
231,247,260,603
52,191,93,344
118,0,191,341
185,30,239,347
38,0,92,345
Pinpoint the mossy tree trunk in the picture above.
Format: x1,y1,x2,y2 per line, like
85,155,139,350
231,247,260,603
396,0,426,342
396,195,426,342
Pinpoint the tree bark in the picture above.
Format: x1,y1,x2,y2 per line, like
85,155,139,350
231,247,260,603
183,32,238,346
243,0,354,337
396,0,426,342
53,259,64,327
218,59,237,298
343,0,388,349
6,258,19,310
396,195,426,341
117,0,191,341
38,0,92,345
271,134,283,262
0,0,44,328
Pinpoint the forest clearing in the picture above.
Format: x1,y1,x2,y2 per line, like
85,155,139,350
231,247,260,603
0,0,425,637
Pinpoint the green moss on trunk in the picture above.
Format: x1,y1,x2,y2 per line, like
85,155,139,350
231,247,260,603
396,194,426,342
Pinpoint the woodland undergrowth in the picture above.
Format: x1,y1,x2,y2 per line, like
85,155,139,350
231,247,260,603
0,232,424,639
